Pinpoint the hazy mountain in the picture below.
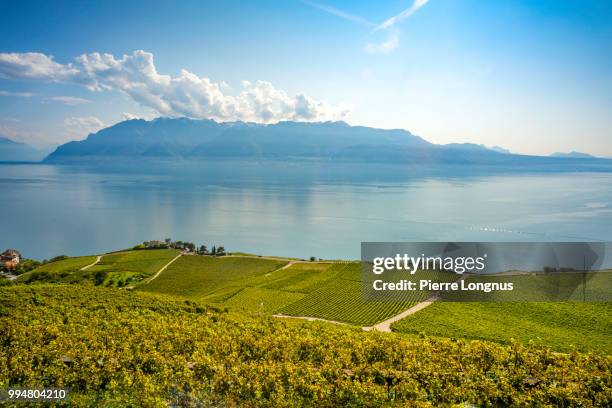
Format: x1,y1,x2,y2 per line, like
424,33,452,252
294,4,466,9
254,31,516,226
46,118,432,162
489,146,511,154
550,151,596,159
44,118,610,168
0,137,46,162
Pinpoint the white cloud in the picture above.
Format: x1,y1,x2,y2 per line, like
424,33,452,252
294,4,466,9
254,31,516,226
0,120,47,146
304,0,431,54
0,50,349,123
47,96,90,105
0,90,34,97
365,29,400,54
0,52,79,81
121,111,157,121
374,0,430,32
64,116,106,139
121,112,139,121
301,0,374,27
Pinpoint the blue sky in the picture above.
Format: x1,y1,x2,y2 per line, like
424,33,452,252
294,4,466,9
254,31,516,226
0,0,610,156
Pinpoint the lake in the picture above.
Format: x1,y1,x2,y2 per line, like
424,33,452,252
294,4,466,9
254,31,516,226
1,160,612,260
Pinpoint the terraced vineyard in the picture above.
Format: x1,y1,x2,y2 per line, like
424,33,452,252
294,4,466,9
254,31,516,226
1,285,609,406
17,249,179,287
279,265,458,325
17,256,98,284
139,256,288,298
86,249,180,286
391,301,612,354
223,287,305,313
11,252,612,353
138,257,461,326
387,271,612,353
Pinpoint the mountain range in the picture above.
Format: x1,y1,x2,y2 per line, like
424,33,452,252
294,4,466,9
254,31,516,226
34,118,609,167
0,136,46,162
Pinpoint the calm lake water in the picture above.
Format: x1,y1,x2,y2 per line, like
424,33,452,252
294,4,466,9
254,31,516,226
1,161,612,260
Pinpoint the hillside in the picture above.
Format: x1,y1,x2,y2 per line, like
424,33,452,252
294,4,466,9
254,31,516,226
44,118,612,168
551,151,597,159
8,249,612,354
1,285,610,406
0,136,45,162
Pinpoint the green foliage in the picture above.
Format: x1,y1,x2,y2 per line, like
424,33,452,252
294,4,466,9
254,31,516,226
10,258,41,275
391,301,612,354
49,255,70,263
0,285,610,407
17,256,98,284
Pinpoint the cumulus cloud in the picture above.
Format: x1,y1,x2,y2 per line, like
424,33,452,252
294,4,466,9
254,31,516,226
64,116,106,139
121,111,157,121
0,52,79,81
0,50,349,123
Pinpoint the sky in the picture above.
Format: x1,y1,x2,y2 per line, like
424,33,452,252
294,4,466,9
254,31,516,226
0,0,610,156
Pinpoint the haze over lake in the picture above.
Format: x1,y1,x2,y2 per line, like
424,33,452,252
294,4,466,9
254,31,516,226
2,161,612,260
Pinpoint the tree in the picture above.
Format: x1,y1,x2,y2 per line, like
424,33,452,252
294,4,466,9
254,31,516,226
211,246,216,256
216,246,226,256
199,245,208,255
94,270,108,286
310,256,316,262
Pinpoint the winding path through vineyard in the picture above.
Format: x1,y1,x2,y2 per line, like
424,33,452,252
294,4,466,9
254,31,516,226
365,274,469,332
146,253,183,283
272,314,349,326
363,295,440,332
80,255,102,271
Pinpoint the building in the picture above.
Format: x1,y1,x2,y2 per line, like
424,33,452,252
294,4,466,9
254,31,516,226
1,249,21,270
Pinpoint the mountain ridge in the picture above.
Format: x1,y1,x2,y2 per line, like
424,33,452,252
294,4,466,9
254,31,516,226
0,136,46,162
44,118,609,167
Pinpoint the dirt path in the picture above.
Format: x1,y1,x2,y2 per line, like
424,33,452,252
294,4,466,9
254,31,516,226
80,255,102,271
363,295,439,332
273,314,349,326
364,274,469,332
145,253,183,284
